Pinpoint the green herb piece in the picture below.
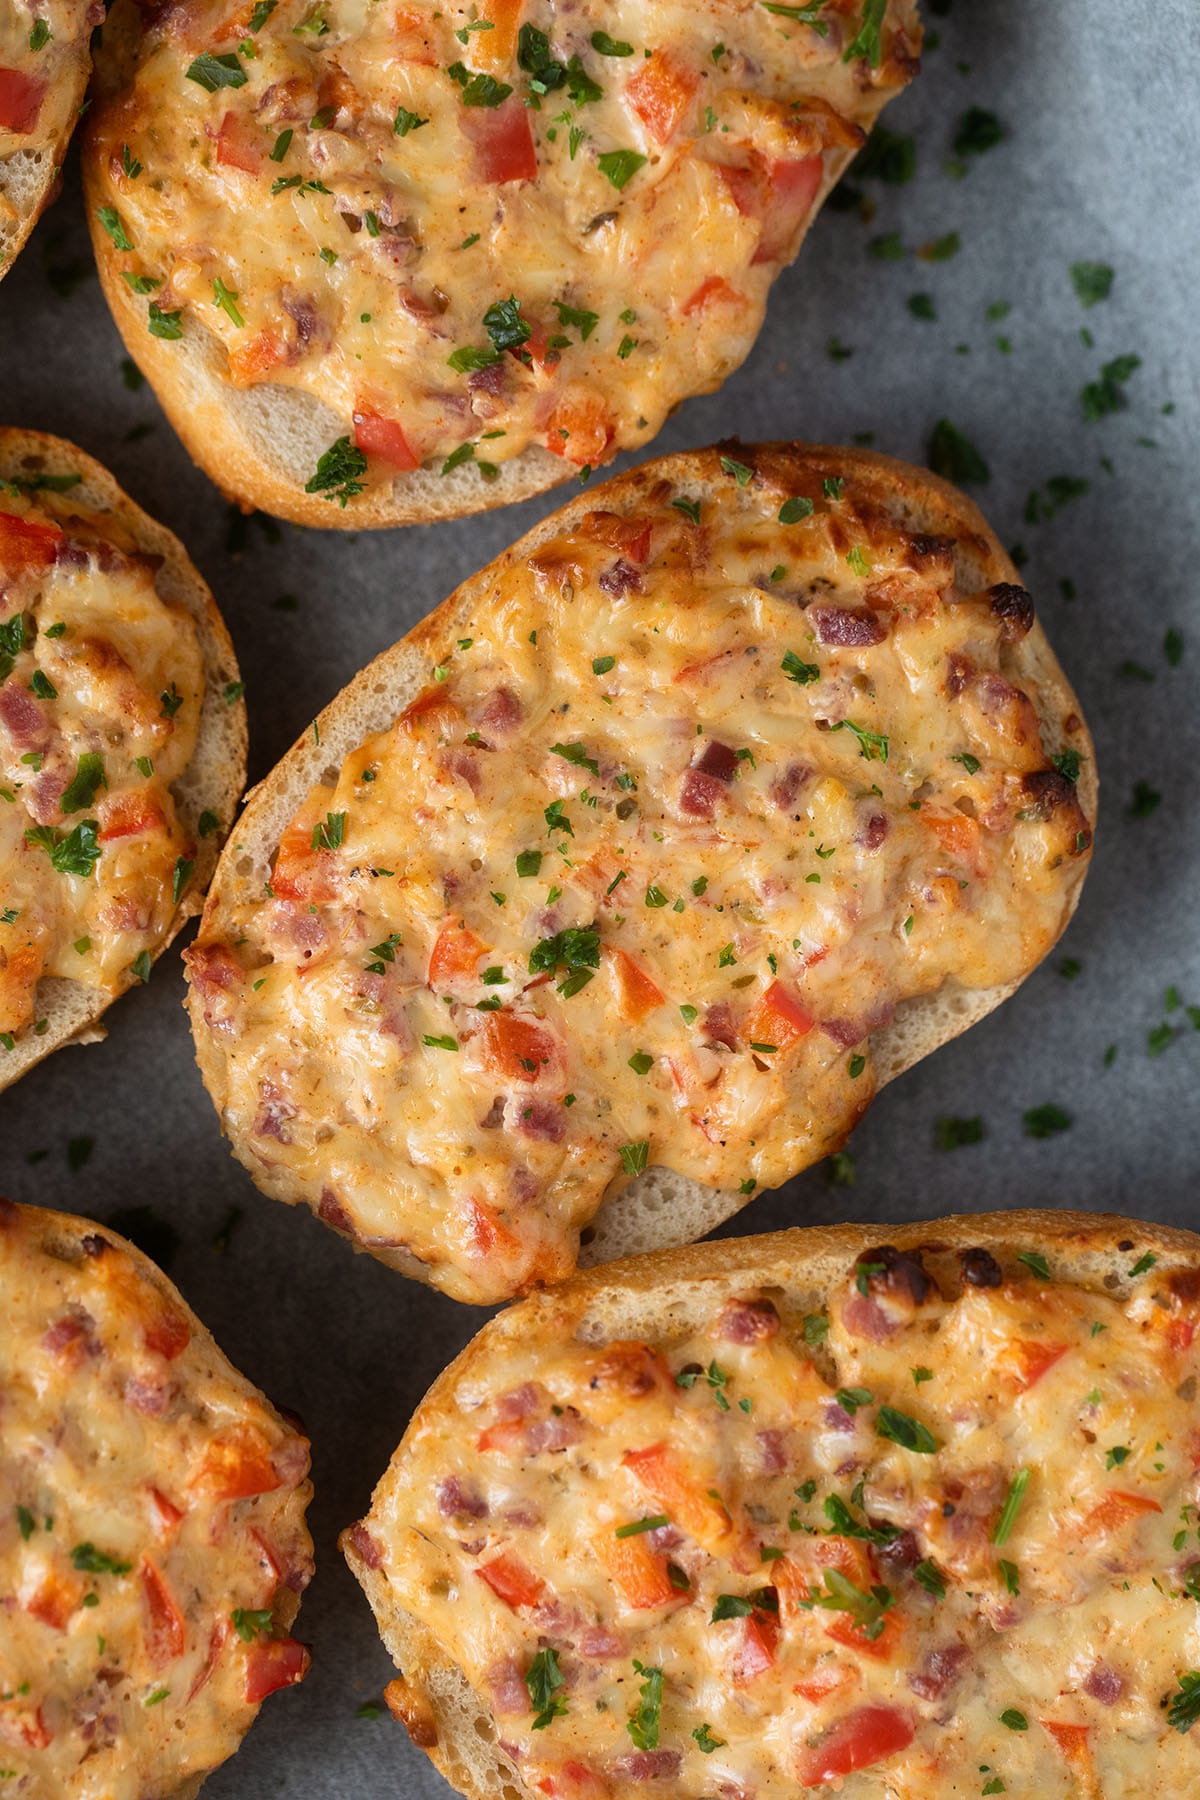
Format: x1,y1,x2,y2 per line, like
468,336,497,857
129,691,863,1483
526,1648,567,1730
1129,778,1161,818
394,104,428,135
928,419,989,484
551,739,599,777
836,1387,873,1416
1105,1444,1131,1470
779,496,814,525
803,1313,828,1344
615,1515,670,1538
935,1115,983,1151
185,51,247,91
1168,1673,1200,1734
97,207,133,252
212,278,244,327
842,0,886,66
806,1568,895,1638
15,1505,36,1540
953,107,1004,156
992,1469,1030,1545
1022,1104,1071,1139
1070,261,1114,308
619,1140,649,1176
72,1543,132,1576
447,62,512,107
305,437,367,506
29,18,51,48
626,1661,663,1751
914,1558,946,1598
598,149,647,190
422,1034,458,1051
831,718,888,762
60,753,106,815
1081,354,1140,422
231,1607,273,1642
198,809,219,837
1000,1709,1028,1732
782,649,819,685
592,29,634,54
25,820,101,878
693,1724,727,1754
29,669,56,700
875,1406,939,1454
171,858,193,907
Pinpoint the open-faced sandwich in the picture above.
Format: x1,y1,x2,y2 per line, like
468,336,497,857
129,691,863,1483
84,0,919,526
0,429,246,1090
0,1198,314,1799
185,444,1095,1304
0,2,96,284
344,1210,1200,1797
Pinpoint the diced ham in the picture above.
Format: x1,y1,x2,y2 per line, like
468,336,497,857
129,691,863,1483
598,559,644,598
908,1643,969,1702
810,607,887,647
346,1522,383,1570
757,1428,788,1475
437,1476,488,1519
480,685,523,735
1083,1665,1123,1705
510,1098,566,1142
841,1294,897,1342
0,680,49,751
718,1296,780,1343
612,1751,682,1780
486,1658,530,1718
770,762,813,812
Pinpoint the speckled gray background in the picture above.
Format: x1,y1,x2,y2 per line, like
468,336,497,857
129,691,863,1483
2,1,1198,1792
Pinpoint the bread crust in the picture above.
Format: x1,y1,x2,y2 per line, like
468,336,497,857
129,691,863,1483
82,0,914,529
187,443,1095,1287
0,14,90,285
3,1198,313,1800
343,1208,1196,1800
0,429,247,1090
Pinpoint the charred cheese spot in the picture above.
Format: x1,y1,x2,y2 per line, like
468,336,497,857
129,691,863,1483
354,1245,1200,1798
188,467,1092,1303
0,486,203,1044
0,1202,313,1799
88,0,918,490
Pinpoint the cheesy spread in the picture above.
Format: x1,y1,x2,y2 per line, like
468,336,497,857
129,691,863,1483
0,1200,313,1799
187,454,1092,1304
0,484,204,1053
90,0,917,496
356,1237,1200,1796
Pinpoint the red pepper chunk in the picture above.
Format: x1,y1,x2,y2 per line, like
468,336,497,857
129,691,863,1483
243,1635,310,1703
429,922,488,988
194,1424,283,1500
0,509,62,570
795,1705,914,1787
98,788,167,842
143,1302,191,1361
622,1444,732,1552
476,1551,546,1611
216,109,265,174
1042,1720,1092,1767
1004,1338,1069,1390
461,95,537,184
141,1559,186,1666
353,406,420,472
730,1609,779,1686
626,53,697,146
475,1012,557,1082
748,981,814,1054
1084,1490,1162,1533
681,276,744,316
0,69,46,134
607,947,665,1022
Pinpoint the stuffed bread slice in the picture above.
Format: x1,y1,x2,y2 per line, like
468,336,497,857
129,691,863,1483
0,1,95,284
83,0,919,527
185,444,1095,1304
344,1209,1200,1799
0,429,246,1089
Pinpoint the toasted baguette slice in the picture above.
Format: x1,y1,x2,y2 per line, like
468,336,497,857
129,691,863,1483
1,1197,314,1799
0,3,92,283
344,1209,1200,1799
186,445,1095,1304
0,430,246,1089
83,0,918,528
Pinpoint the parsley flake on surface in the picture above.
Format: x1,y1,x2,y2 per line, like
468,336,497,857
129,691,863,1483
1022,1104,1071,1139
928,419,990,484
185,51,247,91
626,1661,663,1750
1071,261,1114,307
597,149,647,190
305,437,366,505
525,1648,567,1730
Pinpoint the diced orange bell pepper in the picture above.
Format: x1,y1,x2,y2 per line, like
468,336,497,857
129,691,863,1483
626,53,698,146
747,980,814,1054
544,388,612,466
1003,1338,1070,1390
194,1424,282,1501
682,276,744,316
429,922,488,988
227,329,289,386
476,1012,557,1081
1084,1490,1162,1533
595,1530,680,1610
621,1444,732,1551
216,109,265,174
607,946,665,1021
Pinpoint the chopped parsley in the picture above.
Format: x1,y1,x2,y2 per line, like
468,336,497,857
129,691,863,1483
394,105,428,136
782,649,819,685
693,1724,727,1754
72,1543,132,1576
185,51,247,91
97,207,133,252
231,1608,273,1642
619,1140,649,1176
597,149,647,190
875,1406,939,1454
60,753,106,815
1168,1672,1200,1734
25,820,101,878
525,1648,567,1730
831,718,888,762
447,63,512,107
779,496,814,525
1022,1104,1071,1139
992,1469,1030,1545
626,1661,663,1751
928,419,990,484
305,437,367,506
1070,261,1114,308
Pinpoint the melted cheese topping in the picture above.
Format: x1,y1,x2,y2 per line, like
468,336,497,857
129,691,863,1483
0,1201,313,1799
0,486,204,1050
360,1242,1200,1797
188,459,1092,1303
91,0,917,494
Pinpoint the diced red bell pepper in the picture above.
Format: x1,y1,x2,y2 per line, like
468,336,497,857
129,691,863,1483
626,53,697,146
461,95,537,184
141,1559,186,1666
544,388,612,466
578,511,653,564
25,1571,83,1631
754,155,823,264
595,1531,680,1610
622,1443,732,1551
270,811,339,904
194,1424,283,1500
146,1487,184,1537
681,275,744,316
1041,1720,1092,1766
607,947,665,1021
244,1635,310,1703
747,980,814,1054
143,1302,191,1361
796,1705,914,1787
464,1196,521,1260
476,1012,556,1082
476,1551,546,1611
1004,1338,1069,1390
0,509,62,570
216,109,265,174
429,922,488,988
98,788,166,842
0,70,46,135
731,1609,779,1685
353,405,421,472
